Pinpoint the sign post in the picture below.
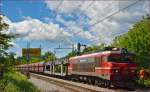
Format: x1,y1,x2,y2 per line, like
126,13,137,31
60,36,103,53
27,42,30,79
22,47,41,79
22,48,41,57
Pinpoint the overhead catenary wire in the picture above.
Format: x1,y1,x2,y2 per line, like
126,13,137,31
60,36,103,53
90,2,112,21
71,0,142,37
71,0,143,46
91,30,129,44
47,0,95,47
149,0,150,14
56,0,64,11
90,0,145,43
54,0,64,18
54,0,143,54
71,0,95,35
82,0,95,13
90,0,142,27
58,0,96,44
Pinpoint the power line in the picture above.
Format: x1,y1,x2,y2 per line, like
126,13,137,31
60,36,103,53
91,30,129,44
70,0,142,38
88,0,144,44
72,0,143,45
60,0,95,42
89,2,112,23
72,1,95,36
53,0,142,51
73,0,143,46
56,0,63,11
90,0,142,27
77,0,85,9
82,0,95,13
54,0,64,18
51,0,95,44
149,0,150,14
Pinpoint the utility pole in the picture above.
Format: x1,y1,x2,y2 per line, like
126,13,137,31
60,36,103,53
39,44,42,61
26,42,30,63
26,42,30,79
148,0,150,70
54,44,75,76
149,0,150,16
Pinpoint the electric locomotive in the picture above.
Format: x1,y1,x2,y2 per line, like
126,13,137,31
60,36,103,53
68,48,137,88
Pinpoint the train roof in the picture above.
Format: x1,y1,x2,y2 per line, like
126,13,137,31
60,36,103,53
16,61,45,66
70,50,134,60
45,59,68,65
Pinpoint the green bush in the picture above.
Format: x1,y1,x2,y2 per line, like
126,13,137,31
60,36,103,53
145,69,150,79
0,70,40,92
144,79,150,88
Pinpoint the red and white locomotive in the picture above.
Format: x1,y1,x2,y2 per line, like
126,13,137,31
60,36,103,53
16,47,137,89
68,48,137,88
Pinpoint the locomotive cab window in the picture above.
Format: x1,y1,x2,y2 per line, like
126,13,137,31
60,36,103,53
107,54,135,63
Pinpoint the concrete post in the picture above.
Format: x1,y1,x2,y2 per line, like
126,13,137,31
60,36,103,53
53,63,55,74
66,64,68,75
61,62,63,76
50,65,51,74
49,65,51,73
38,64,39,72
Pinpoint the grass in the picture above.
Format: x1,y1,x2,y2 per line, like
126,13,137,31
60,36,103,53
144,79,150,88
137,79,150,89
0,68,41,92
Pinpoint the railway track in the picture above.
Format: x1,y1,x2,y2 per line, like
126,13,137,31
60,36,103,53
30,73,137,92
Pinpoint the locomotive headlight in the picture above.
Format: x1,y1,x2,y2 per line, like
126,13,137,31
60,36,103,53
115,70,119,73
113,69,119,73
131,70,135,73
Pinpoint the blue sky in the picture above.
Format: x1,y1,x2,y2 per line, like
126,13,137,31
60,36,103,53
1,0,91,57
1,0,148,57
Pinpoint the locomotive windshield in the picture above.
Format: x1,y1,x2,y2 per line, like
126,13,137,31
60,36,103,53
107,54,134,63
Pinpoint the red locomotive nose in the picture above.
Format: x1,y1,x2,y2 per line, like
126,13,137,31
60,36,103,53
110,62,137,81
111,63,137,75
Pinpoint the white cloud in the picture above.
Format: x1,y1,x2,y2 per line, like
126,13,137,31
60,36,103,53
2,0,148,47
8,41,22,57
55,14,97,41
67,23,96,41
3,16,72,43
45,1,82,13
45,0,148,45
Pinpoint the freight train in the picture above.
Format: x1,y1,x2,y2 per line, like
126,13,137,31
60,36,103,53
16,47,137,89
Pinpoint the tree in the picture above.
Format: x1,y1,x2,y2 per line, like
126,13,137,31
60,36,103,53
112,16,150,69
0,15,13,64
82,43,106,54
6,52,16,65
65,43,106,58
65,50,78,58
43,52,57,62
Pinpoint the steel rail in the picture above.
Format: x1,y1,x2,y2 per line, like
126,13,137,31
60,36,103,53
30,73,116,92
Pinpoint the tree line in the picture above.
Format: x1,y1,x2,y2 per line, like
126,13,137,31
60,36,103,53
112,16,150,69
